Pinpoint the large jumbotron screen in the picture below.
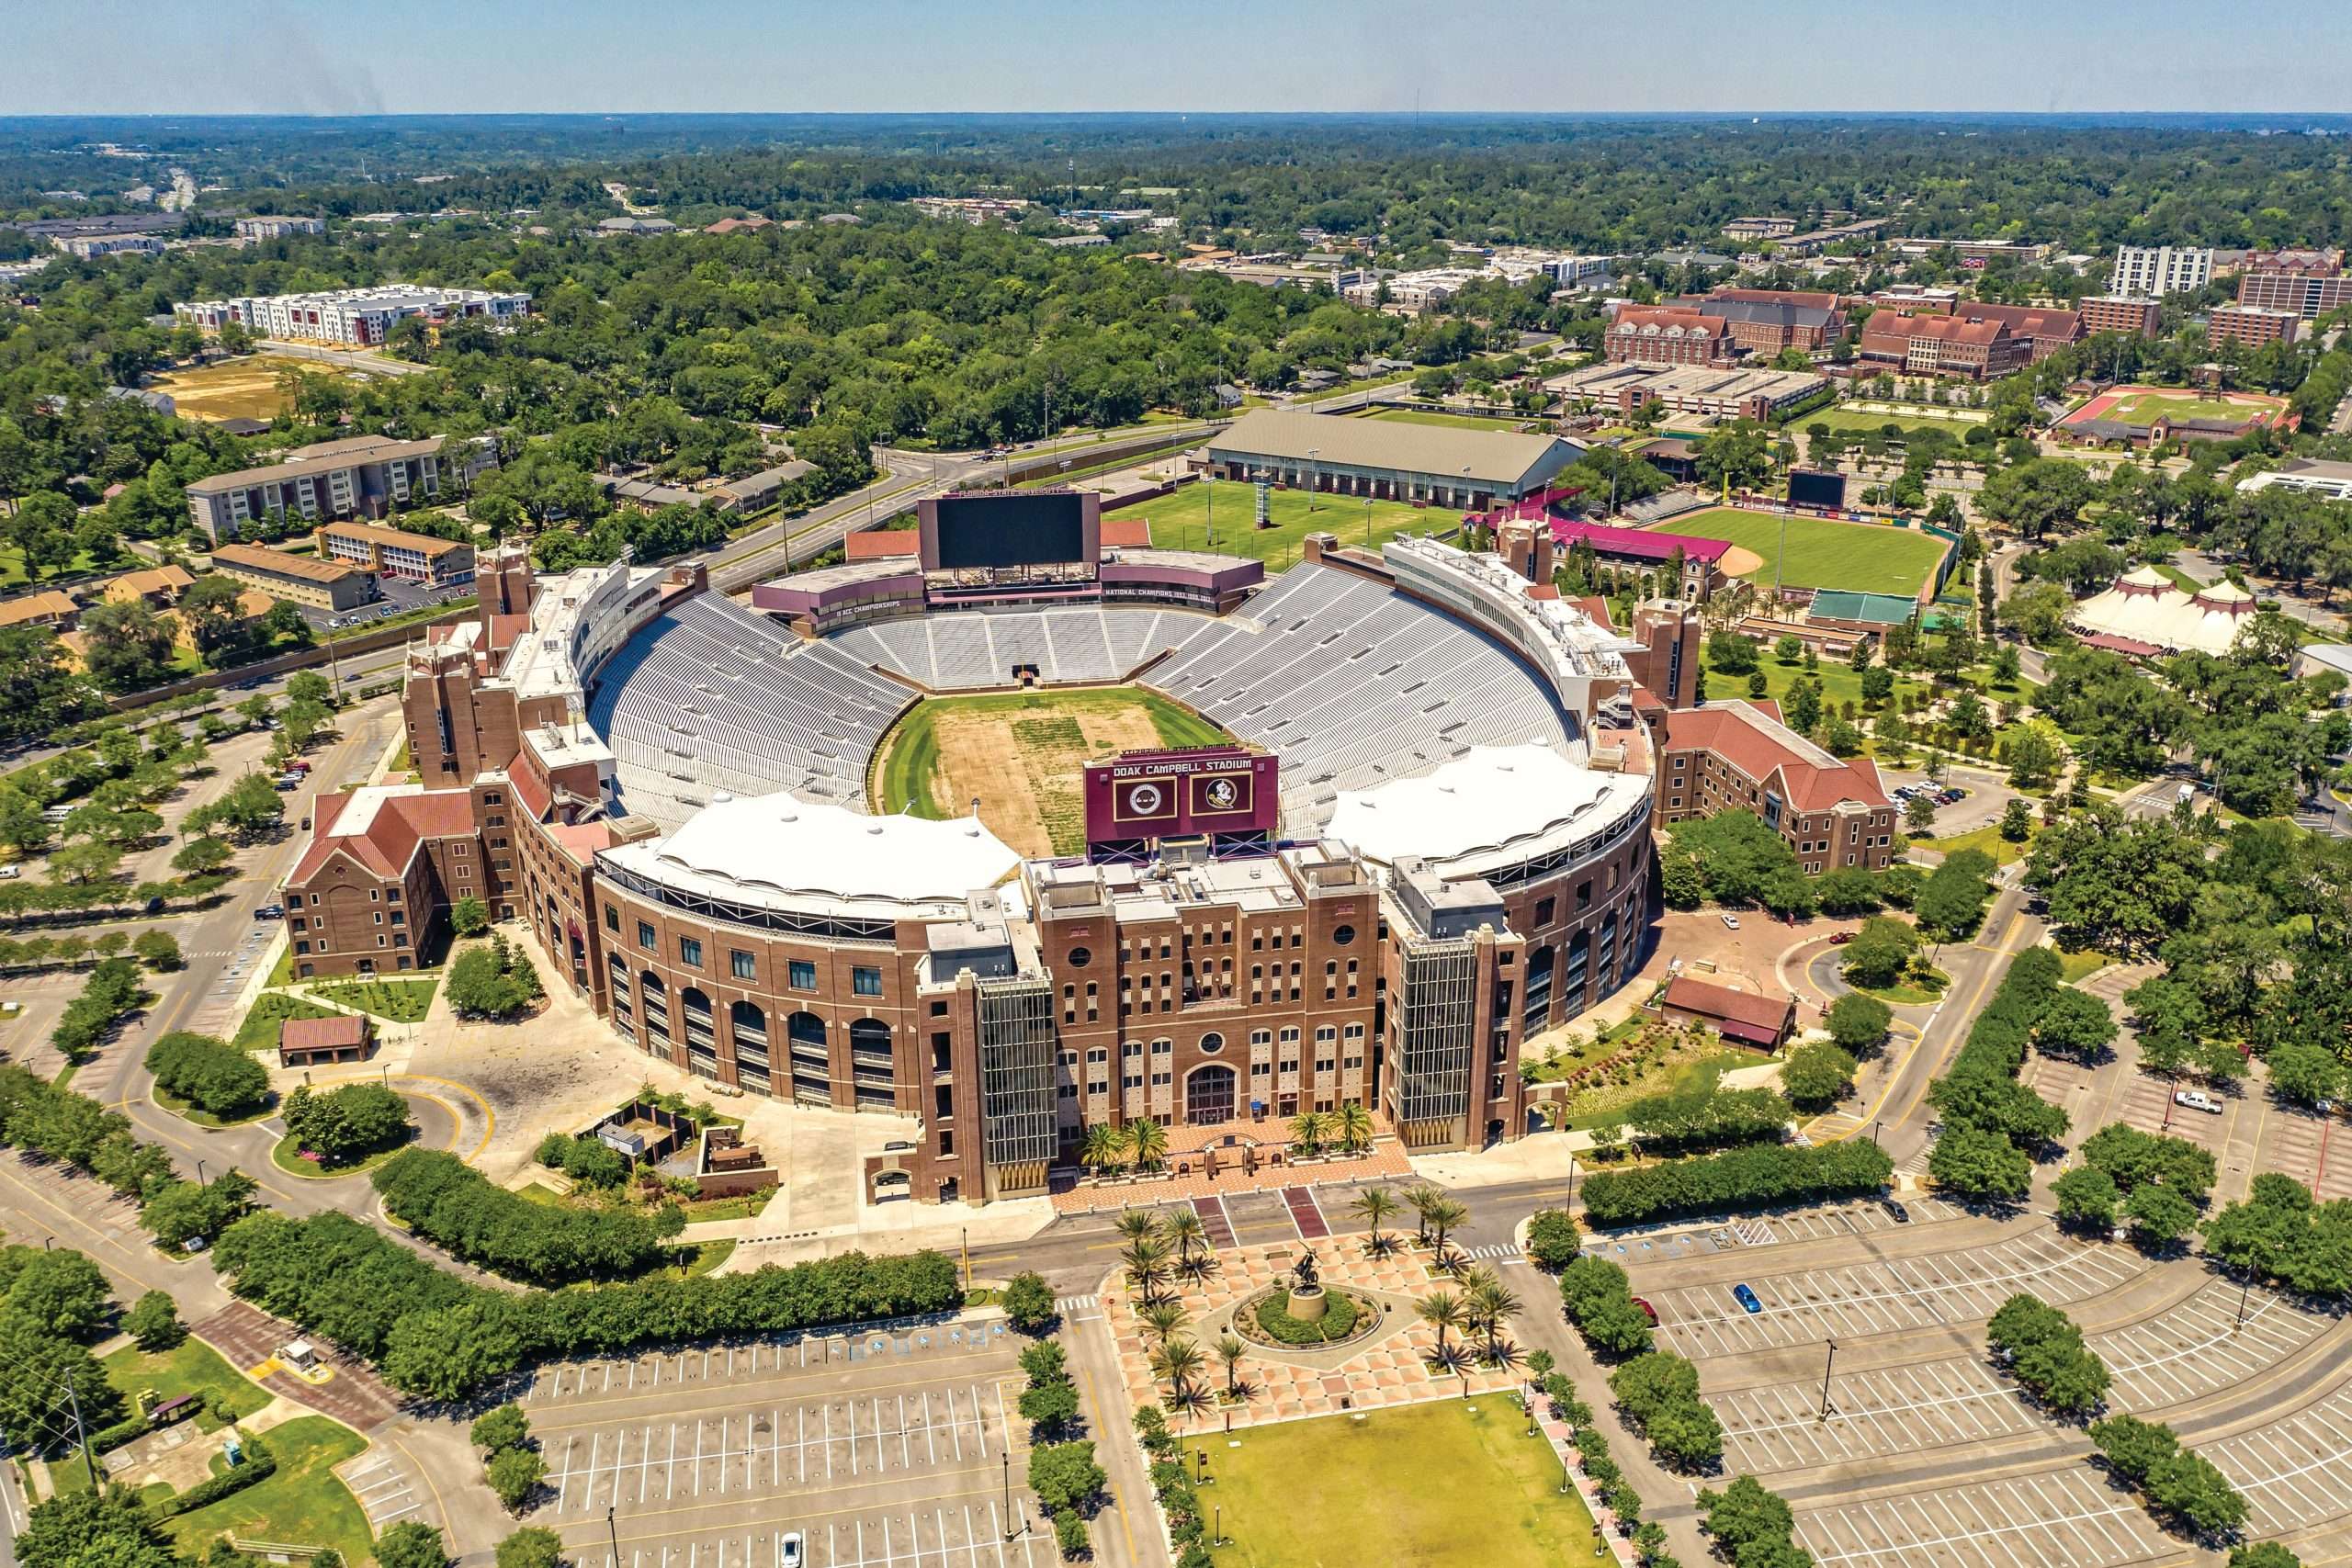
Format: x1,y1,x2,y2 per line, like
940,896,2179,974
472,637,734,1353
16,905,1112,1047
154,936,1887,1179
1787,469,1848,511
922,490,1101,570
1082,747,1279,844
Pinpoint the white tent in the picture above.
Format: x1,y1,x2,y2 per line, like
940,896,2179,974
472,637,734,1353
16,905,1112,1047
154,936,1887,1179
2068,568,2260,657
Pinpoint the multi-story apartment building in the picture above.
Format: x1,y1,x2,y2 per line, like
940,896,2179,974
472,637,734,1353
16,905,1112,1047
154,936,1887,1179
1604,308,1736,367
234,216,326,240
2207,306,2303,350
2109,245,2213,299
1650,699,1899,873
2079,296,2165,339
58,234,165,258
207,543,379,612
2235,266,2352,321
318,520,477,587
185,434,454,543
174,284,528,346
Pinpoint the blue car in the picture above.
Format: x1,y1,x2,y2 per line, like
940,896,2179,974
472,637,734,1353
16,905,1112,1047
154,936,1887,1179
1733,1283,1763,1314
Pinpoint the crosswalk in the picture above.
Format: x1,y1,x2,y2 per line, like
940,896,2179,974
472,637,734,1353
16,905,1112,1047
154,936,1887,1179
1462,1244,1524,1263
1055,1294,1102,1321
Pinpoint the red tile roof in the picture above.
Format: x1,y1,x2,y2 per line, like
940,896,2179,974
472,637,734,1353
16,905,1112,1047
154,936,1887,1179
1661,702,1889,812
1663,975,1794,1042
288,787,476,886
279,1015,368,1053
1863,313,2007,348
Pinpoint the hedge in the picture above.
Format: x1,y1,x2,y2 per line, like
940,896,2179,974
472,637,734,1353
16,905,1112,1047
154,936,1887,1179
154,1436,276,1517
372,1148,668,1285
210,1209,962,1401
1925,946,2069,1198
1579,1139,1894,1227
1252,1290,1361,1346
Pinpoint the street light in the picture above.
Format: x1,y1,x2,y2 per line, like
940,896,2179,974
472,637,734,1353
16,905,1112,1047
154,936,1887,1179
2235,1275,2253,1333
606,1505,619,1563
1306,448,1320,512
196,1158,207,1185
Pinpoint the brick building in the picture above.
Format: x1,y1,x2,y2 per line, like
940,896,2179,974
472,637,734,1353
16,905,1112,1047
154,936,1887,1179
1690,289,1847,355
2207,306,2302,351
1604,308,1736,367
1856,313,2029,379
2078,296,2165,339
2234,266,2352,321
1650,700,1898,872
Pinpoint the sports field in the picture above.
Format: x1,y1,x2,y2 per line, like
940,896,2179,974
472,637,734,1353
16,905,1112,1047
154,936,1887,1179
872,686,1232,855
2059,383,2290,434
1652,507,1948,597
1208,1400,1600,1568
152,354,377,422
1116,479,1455,571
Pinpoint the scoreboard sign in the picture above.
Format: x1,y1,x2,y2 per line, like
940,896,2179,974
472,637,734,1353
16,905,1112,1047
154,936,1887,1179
1083,747,1279,844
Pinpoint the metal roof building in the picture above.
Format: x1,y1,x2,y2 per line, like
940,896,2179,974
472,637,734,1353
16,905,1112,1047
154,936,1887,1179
1204,410,1582,511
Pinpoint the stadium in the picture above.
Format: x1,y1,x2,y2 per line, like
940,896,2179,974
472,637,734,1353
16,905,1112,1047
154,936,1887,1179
401,484,1668,1205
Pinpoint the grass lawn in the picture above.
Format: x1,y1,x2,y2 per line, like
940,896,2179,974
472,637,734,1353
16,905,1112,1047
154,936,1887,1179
160,1415,372,1567
1923,823,2032,866
232,992,340,1054
272,1125,413,1180
1118,479,1453,571
1803,408,1988,441
2151,561,2209,593
1210,1400,1599,1568
2096,390,2285,428
307,976,436,1022
1365,408,1534,432
1852,967,1951,1007
2058,949,2110,984
0,544,105,589
678,1193,766,1223
1657,508,1949,598
101,1337,271,1433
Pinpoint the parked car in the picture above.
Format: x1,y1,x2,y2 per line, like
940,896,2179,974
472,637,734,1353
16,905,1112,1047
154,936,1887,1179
1882,1199,1910,1224
780,1534,803,1568
1630,1295,1659,1325
1732,1283,1763,1314
300,815,311,830
252,905,285,922
40,805,73,823
0,865,17,880
1830,931,1854,945
2174,1089,2223,1115
1720,913,1740,931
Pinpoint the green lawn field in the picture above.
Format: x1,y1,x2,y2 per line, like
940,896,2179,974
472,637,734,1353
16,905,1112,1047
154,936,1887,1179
1801,408,1987,440
1117,480,1456,572
1658,508,1948,597
308,976,438,1022
160,1415,373,1566
1208,1400,1600,1568
2099,390,2282,427
101,1337,272,1432
232,993,342,1054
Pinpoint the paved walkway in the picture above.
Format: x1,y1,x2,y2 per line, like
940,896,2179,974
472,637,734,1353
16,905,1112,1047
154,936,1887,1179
1107,1237,1520,1431
1051,1143,1410,1213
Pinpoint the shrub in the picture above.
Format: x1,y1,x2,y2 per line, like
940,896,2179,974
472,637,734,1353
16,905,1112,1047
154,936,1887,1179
155,1433,275,1517
1003,1270,1057,1332
470,1404,530,1455
494,1527,564,1568
374,1148,669,1286
282,1081,411,1164
1252,1289,1360,1345
1558,1255,1654,1359
1525,1209,1582,1272
1579,1140,1894,1226
486,1446,547,1512
124,1290,183,1351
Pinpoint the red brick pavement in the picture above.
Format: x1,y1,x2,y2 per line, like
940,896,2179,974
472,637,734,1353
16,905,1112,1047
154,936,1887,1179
193,1301,404,1432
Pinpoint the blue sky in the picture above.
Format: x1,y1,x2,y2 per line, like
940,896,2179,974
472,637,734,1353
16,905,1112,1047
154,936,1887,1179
20,0,2352,116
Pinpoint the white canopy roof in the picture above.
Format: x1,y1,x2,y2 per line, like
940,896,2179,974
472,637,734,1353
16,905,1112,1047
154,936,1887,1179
609,791,1020,919
2070,572,2262,658
1325,743,1651,880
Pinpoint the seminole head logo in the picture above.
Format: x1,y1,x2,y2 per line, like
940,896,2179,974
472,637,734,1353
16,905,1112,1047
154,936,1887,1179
1203,777,1239,811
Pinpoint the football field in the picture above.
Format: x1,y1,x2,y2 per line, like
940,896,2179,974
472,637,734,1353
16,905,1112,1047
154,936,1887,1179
1652,507,1948,597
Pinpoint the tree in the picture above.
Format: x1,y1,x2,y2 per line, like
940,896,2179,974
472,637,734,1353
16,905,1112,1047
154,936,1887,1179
1999,799,2035,842
172,835,234,875
492,1527,564,1568
1003,1271,1057,1333
1928,1122,2033,1201
2032,987,2118,1063
1698,1475,1795,1554
450,895,491,938
281,1082,413,1164
1840,916,1917,989
1028,1440,1107,1517
487,1446,548,1513
131,930,183,971
1826,992,1893,1053
1905,794,1937,833
16,1487,178,1568
2267,1043,2343,1109
1773,634,1805,665
1526,1208,1581,1272
1815,865,1884,917
1781,1041,1858,1110
2229,1545,2306,1568
77,599,176,694
1351,1187,1401,1256
2053,1167,2120,1233
2122,1183,2199,1250
123,1289,183,1351
446,945,538,1020
6,1247,113,1337
471,1404,532,1455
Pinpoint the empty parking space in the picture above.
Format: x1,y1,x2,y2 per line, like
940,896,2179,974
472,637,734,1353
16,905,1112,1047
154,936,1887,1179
582,1501,1052,1568
1793,1466,2174,1568
1649,1231,2144,1358
1719,1356,2040,1473
2113,1071,2231,1152
1582,1197,1967,1266
2093,1280,2329,1413
523,1323,1012,1407
2203,1381,2352,1538
2258,1109,2352,1203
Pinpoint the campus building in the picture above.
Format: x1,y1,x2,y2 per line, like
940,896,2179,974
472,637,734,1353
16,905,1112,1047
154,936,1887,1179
2078,296,2166,339
1202,410,1582,512
1856,313,2030,379
234,216,326,240
207,543,379,612
2206,306,2303,350
2234,266,2352,321
173,284,529,345
2109,246,2213,299
1649,700,1899,873
1690,289,1847,355
1604,308,1737,367
318,520,478,587
185,434,454,543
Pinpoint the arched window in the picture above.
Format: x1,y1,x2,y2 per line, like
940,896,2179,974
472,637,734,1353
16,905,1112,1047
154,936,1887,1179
730,1000,768,1053
681,987,714,1051
639,971,669,1043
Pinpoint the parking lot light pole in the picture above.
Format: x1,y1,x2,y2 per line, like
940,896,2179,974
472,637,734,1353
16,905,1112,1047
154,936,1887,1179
1002,1450,1016,1540
606,1505,619,1562
1818,1338,1838,1420
2236,1275,2253,1332
1871,1121,1883,1147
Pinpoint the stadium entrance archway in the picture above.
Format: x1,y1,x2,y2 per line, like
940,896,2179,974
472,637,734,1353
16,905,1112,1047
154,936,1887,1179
1185,1065,1237,1126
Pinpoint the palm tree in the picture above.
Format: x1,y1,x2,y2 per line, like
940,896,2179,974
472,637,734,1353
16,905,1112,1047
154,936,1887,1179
1160,1207,1207,1275
1334,1101,1374,1155
1113,1206,1159,1247
1417,1289,1468,1364
1351,1188,1401,1258
1289,1110,1330,1156
1404,1185,1446,1247
1080,1122,1129,1179
1136,1299,1192,1347
1464,1269,1523,1362
1150,1336,1206,1403
1425,1195,1470,1261
1214,1333,1247,1399
1121,1235,1170,1303
1129,1119,1170,1172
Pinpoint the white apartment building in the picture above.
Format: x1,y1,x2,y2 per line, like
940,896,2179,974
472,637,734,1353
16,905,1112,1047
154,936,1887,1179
58,234,166,258
174,284,530,346
2109,245,2214,299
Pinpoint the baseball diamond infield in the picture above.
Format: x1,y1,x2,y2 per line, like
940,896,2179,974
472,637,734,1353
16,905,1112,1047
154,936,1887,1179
871,685,1235,856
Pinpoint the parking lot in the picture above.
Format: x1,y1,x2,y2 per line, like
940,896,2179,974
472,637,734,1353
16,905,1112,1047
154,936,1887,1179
1647,1229,2144,1359
1581,1195,1966,1269
2092,1278,2329,1413
1792,1465,2175,1568
528,1321,1052,1566
2256,1105,2352,1203
2203,1378,2352,1539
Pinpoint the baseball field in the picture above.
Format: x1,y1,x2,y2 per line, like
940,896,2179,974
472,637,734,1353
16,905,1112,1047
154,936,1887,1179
1649,507,1949,598
871,686,1233,856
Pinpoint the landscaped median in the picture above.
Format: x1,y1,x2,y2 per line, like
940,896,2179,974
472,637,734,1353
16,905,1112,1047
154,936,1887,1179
1577,1139,1895,1227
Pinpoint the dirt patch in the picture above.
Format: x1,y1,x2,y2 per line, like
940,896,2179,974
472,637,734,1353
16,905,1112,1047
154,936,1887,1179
153,355,369,423
929,703,1164,855
1717,545,1766,577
